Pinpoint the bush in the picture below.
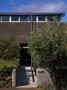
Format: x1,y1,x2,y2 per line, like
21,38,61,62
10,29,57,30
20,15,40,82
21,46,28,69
28,22,67,90
0,59,19,77
29,22,67,67
0,38,19,77
0,38,19,60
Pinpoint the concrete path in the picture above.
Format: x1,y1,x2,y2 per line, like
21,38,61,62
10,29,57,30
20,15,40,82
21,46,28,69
16,67,37,88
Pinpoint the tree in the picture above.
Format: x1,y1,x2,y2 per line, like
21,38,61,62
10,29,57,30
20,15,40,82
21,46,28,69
28,22,67,90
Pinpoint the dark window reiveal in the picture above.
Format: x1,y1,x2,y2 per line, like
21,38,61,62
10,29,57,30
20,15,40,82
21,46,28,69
47,15,61,21
11,16,19,21
38,15,45,21
47,16,52,21
2,16,9,21
20,15,28,21
32,16,36,21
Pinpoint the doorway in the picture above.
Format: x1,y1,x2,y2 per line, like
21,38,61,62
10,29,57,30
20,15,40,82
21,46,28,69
19,43,31,66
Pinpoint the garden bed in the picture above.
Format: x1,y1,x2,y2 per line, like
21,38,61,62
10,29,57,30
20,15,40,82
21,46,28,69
0,59,18,88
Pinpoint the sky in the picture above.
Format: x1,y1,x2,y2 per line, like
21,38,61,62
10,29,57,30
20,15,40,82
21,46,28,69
0,0,67,22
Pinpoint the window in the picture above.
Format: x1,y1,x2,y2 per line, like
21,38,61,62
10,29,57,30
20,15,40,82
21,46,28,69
32,15,36,21
55,15,61,21
11,16,19,21
38,15,45,21
47,15,61,21
20,15,28,21
47,16,52,21
2,16,9,21
47,16,58,21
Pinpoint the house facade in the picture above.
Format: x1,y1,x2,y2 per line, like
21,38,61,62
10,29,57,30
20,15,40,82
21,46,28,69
0,13,64,44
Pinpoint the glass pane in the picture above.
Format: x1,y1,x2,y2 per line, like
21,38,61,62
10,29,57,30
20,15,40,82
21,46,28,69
32,16,36,21
48,16,61,21
47,16,52,21
38,15,45,21
20,15,28,21
11,16,19,21
47,16,55,21
2,16,9,21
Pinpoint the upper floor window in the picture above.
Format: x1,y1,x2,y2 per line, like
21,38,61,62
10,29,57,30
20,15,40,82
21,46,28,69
11,16,19,21
38,15,45,21
32,16,36,21
2,16,9,21
47,16,53,21
0,14,62,22
20,15,28,21
47,15,61,21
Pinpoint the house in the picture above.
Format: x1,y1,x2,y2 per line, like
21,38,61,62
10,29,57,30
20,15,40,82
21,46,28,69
0,12,65,66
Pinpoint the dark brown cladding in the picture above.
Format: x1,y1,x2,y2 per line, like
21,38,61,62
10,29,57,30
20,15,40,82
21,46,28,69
0,22,31,43
0,22,66,44
0,12,65,16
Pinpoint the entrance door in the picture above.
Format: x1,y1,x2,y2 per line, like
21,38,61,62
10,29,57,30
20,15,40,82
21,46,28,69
19,43,31,66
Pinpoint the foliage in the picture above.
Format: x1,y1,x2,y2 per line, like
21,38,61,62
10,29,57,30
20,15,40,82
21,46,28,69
0,59,19,76
0,38,19,60
0,59,19,69
0,38,19,76
28,22,67,68
28,22,67,90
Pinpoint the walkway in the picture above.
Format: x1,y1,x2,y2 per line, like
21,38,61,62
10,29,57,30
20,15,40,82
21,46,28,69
16,67,37,88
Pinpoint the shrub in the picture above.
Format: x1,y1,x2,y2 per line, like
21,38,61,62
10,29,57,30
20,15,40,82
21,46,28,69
0,38,19,77
0,59,19,77
29,22,67,67
0,38,19,60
